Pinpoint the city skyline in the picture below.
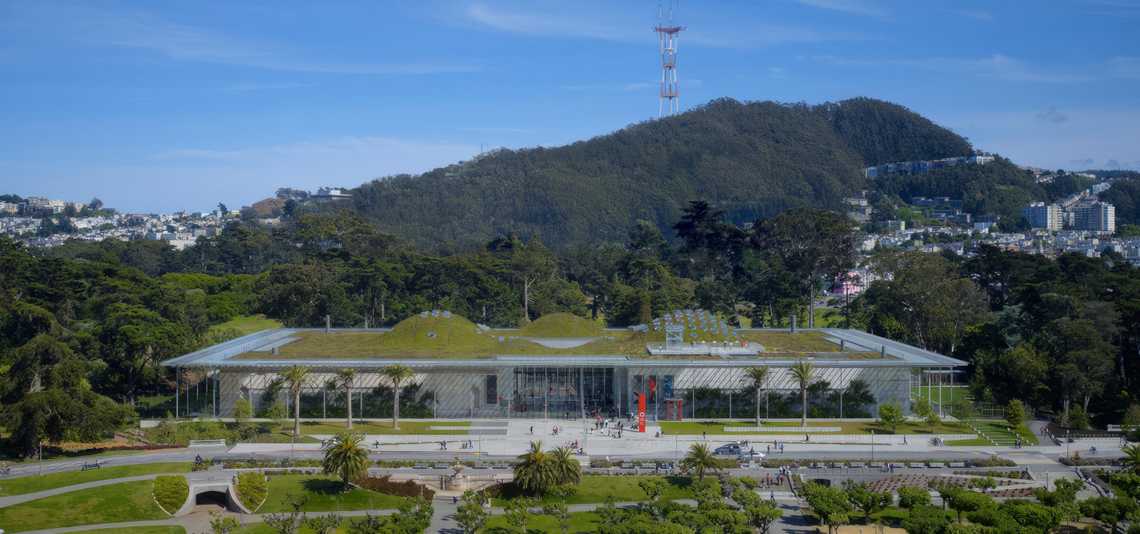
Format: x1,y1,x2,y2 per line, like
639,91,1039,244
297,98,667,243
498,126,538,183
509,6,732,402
1,0,1139,212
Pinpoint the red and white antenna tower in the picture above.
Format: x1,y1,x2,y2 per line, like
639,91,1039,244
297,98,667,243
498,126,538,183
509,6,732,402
655,0,684,116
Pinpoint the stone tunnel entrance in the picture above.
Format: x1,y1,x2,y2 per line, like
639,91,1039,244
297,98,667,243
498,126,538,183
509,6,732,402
194,490,230,511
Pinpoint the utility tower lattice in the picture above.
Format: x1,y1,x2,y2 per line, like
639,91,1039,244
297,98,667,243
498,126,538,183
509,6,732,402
655,1,684,116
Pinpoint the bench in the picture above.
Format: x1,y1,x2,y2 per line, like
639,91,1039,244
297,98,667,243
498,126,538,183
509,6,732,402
81,461,103,471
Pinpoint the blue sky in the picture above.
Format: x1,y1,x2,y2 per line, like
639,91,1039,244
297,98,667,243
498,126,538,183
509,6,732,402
1,0,1138,213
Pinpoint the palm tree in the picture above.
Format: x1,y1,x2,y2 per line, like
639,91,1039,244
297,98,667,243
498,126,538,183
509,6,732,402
1123,443,1140,473
514,441,556,495
549,446,581,486
790,361,815,427
281,366,311,438
744,366,770,426
680,442,720,480
322,432,369,489
381,365,414,430
334,369,357,429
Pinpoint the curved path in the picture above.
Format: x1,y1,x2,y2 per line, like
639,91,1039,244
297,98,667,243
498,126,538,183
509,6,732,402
0,474,169,508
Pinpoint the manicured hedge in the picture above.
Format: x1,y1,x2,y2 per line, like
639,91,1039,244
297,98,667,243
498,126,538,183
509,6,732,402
235,472,268,511
153,475,189,515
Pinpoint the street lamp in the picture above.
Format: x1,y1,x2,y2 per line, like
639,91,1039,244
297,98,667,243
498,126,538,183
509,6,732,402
870,430,875,462
1066,430,1071,460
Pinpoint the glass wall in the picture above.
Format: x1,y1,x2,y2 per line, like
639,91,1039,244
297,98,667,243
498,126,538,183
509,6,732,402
629,373,676,421
511,367,615,418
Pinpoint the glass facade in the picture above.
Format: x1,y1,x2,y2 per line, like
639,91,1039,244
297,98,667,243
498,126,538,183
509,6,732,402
511,367,615,418
630,373,677,421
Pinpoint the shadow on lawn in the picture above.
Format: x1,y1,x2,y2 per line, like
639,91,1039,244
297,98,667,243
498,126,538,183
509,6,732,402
302,478,353,495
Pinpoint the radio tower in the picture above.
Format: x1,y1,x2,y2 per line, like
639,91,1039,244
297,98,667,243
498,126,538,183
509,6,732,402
655,0,684,116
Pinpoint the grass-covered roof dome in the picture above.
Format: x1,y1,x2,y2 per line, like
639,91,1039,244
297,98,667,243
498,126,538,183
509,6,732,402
520,312,603,338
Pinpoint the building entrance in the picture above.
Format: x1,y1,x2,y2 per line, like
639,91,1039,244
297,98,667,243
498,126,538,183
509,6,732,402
511,367,615,418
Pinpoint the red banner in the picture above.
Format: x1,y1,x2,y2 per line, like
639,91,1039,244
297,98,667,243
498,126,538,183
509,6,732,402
637,392,647,433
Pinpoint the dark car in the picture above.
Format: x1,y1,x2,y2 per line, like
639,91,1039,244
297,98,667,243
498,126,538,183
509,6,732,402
713,443,742,456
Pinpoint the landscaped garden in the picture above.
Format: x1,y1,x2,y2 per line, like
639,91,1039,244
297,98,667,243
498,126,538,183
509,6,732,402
491,474,695,506
0,462,191,496
0,480,167,531
258,474,410,512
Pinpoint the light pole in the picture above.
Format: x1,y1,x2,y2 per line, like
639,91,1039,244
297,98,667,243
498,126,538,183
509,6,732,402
870,430,875,462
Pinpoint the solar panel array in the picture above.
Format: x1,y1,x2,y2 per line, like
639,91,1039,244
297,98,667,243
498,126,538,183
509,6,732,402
649,309,739,343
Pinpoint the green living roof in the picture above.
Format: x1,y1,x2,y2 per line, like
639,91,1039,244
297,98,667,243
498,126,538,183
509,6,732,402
164,311,970,369
222,311,877,361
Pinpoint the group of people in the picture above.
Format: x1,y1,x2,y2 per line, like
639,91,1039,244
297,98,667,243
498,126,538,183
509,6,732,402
435,439,476,450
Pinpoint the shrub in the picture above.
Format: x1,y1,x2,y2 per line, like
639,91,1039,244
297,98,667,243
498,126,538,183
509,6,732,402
897,486,931,508
1005,400,1026,429
354,475,435,500
233,399,253,422
154,475,189,515
235,472,268,511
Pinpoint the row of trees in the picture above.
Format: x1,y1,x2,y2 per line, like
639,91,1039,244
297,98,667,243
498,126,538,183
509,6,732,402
273,364,414,438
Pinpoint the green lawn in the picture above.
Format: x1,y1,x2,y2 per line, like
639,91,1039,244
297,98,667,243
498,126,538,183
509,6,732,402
485,511,601,533
912,386,971,405
0,462,191,496
658,419,973,435
493,475,695,506
210,314,283,336
234,327,651,360
68,527,185,534
945,437,992,446
259,474,409,513
0,480,166,532
736,331,842,353
971,420,1039,446
293,420,470,436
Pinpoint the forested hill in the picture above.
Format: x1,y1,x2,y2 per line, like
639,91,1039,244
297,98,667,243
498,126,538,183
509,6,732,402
343,97,974,250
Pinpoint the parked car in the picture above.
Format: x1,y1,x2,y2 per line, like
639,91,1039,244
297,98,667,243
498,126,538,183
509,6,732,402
714,443,742,456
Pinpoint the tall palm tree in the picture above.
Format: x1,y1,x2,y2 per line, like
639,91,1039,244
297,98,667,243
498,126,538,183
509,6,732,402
680,442,720,480
322,431,369,489
335,369,357,429
790,361,815,427
381,364,414,430
744,366,770,427
549,446,581,486
1123,443,1140,473
281,365,311,438
514,441,556,495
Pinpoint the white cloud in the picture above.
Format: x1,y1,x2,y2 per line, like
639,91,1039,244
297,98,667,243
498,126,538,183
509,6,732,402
949,8,994,21
795,0,890,18
1036,107,1069,123
936,108,1140,172
809,54,1093,83
219,82,315,93
4,1,479,75
1109,56,1140,79
462,2,866,48
465,2,635,42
